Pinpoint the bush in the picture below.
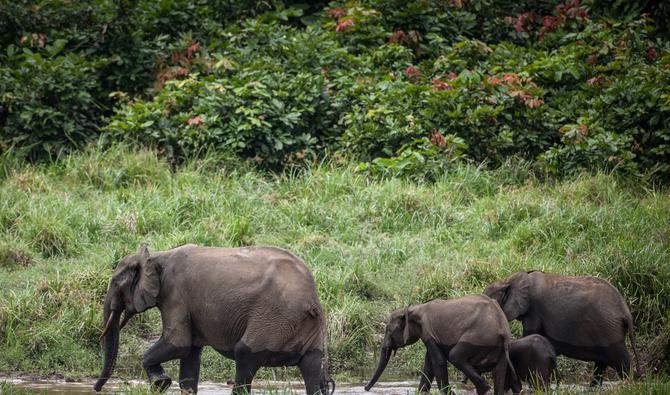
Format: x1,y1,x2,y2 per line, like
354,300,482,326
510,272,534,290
0,44,106,159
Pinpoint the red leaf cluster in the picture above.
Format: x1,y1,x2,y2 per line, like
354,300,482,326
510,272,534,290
647,47,658,61
186,115,203,127
432,78,453,91
327,7,347,19
389,30,407,43
430,129,447,148
509,0,588,39
405,66,422,82
171,40,200,64
336,18,354,32
487,76,503,85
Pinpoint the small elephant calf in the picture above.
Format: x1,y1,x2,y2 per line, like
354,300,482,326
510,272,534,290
506,334,557,393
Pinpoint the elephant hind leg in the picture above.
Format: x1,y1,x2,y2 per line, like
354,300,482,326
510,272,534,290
590,361,607,387
492,352,508,395
299,349,325,395
611,346,632,381
179,346,203,393
233,342,260,395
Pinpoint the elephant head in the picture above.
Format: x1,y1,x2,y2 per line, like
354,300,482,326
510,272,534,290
94,245,160,392
484,271,530,321
365,306,421,391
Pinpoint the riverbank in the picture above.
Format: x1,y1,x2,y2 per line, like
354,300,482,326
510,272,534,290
0,147,668,383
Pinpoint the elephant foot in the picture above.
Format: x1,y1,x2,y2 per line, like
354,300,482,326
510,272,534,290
149,374,172,392
475,383,491,395
180,389,196,395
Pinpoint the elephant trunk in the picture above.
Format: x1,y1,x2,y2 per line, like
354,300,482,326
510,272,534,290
365,344,392,391
94,293,122,392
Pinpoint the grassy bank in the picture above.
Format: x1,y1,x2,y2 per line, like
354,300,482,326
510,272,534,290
0,146,669,385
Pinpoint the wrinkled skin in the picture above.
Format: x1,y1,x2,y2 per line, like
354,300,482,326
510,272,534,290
365,295,516,395
484,271,642,386
505,334,557,392
95,244,334,395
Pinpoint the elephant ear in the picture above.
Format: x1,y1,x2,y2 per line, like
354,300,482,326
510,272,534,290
402,305,420,344
132,244,160,313
500,272,530,320
402,306,411,344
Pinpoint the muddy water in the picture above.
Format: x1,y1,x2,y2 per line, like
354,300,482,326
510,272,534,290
2,377,620,394
3,378,485,394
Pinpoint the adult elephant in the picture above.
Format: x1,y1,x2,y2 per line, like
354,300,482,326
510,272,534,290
94,244,334,395
484,271,641,385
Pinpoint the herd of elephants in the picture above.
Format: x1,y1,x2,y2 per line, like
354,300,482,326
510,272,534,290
93,244,641,395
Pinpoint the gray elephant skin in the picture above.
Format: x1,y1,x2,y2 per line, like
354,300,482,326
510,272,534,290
506,334,557,392
484,271,641,385
94,244,333,395
365,295,517,395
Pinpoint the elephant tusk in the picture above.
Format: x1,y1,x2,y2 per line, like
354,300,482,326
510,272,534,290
119,311,134,330
100,310,119,340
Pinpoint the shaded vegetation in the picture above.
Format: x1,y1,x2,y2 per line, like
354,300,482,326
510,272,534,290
1,1,669,176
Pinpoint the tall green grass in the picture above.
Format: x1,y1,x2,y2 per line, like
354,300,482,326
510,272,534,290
0,145,668,383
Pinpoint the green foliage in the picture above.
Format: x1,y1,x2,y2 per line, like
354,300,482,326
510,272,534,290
1,0,669,178
0,45,106,159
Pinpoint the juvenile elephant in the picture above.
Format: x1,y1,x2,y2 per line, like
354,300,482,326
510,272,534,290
484,271,641,386
94,244,334,395
506,334,557,392
464,334,556,392
364,295,516,395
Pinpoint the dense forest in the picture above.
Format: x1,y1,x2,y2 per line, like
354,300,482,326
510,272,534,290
1,1,669,393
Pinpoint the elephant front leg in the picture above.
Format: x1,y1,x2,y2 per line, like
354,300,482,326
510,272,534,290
418,351,435,394
448,343,490,395
179,346,203,394
425,341,452,395
143,336,191,392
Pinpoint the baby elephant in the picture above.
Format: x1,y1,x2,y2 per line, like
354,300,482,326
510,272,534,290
506,334,557,392
365,295,516,395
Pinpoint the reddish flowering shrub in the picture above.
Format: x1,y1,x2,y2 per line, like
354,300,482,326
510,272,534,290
389,30,407,43
432,78,453,90
503,73,520,84
579,124,589,136
171,41,200,64
447,71,458,80
186,115,203,127
587,55,599,65
511,0,589,39
514,12,536,33
430,129,447,147
405,66,422,82
336,18,354,32
487,76,503,85
327,7,347,19
586,76,605,85
647,47,658,61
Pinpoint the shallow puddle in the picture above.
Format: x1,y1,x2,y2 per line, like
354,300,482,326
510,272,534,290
3,377,619,394
2,378,477,394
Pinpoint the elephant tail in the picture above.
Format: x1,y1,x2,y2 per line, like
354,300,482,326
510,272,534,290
503,335,518,384
626,317,643,379
320,308,335,395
